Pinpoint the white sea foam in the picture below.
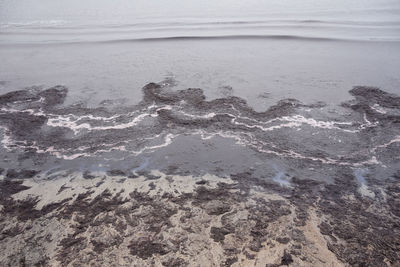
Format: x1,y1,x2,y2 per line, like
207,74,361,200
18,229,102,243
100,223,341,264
0,126,13,151
0,100,387,166
371,135,400,153
371,104,387,114
47,112,151,134
198,129,381,167
129,133,178,156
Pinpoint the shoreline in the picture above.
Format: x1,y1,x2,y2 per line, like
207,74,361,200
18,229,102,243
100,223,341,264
0,83,399,266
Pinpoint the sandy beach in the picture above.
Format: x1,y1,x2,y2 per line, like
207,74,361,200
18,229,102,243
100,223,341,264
0,83,399,266
1,0,400,265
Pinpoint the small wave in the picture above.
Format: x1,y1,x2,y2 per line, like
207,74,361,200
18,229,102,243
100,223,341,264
0,20,70,29
4,34,396,47
1,19,399,30
59,34,400,45
4,22,399,36
111,34,340,42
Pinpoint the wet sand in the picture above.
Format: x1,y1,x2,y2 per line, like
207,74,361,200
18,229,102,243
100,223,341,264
0,82,399,266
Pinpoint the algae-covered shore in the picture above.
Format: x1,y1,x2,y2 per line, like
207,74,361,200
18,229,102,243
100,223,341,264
0,82,399,266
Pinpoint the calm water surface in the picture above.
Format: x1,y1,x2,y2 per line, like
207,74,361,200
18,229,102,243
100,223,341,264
0,0,399,108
